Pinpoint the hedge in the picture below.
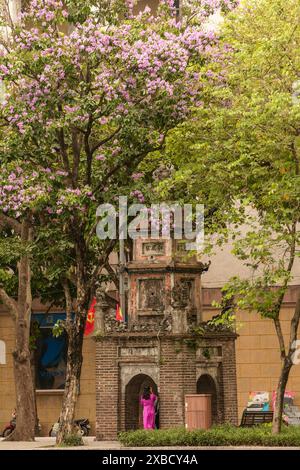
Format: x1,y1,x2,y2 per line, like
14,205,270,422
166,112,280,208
118,424,300,447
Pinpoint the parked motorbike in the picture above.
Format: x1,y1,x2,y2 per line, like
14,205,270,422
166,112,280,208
75,418,90,436
2,416,16,438
1,415,41,438
49,418,90,437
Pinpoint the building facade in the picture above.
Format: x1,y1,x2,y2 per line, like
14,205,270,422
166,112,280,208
1,284,300,435
1,0,300,437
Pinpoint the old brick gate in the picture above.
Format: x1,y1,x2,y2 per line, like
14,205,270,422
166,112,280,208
95,238,238,440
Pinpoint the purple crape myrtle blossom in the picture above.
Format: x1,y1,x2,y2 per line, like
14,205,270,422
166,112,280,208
0,165,52,216
0,0,228,227
0,164,96,218
0,1,219,157
181,0,239,19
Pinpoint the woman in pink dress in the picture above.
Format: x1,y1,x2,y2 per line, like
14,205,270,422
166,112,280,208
140,386,157,430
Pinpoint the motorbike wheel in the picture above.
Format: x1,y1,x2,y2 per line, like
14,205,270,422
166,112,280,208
3,427,13,438
80,426,89,436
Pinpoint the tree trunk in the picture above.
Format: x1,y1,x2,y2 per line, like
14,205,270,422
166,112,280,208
272,288,300,434
6,319,36,441
30,350,39,435
272,357,292,434
56,233,91,445
56,314,86,445
3,219,36,441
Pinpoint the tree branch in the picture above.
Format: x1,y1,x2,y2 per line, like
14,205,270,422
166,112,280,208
0,213,22,233
71,130,82,184
289,288,300,353
84,115,93,185
272,221,297,360
104,260,119,290
17,220,32,323
62,279,73,330
57,128,71,180
274,318,286,360
90,126,121,154
88,239,117,293
0,287,18,320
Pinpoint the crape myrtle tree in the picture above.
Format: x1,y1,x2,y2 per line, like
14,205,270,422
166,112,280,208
0,0,228,443
0,165,69,441
157,0,300,433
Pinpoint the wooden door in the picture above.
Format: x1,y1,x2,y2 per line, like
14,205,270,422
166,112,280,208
185,394,212,430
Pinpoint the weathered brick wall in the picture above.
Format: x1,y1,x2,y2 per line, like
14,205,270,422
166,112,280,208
95,338,119,440
159,338,196,429
95,333,238,439
221,339,238,424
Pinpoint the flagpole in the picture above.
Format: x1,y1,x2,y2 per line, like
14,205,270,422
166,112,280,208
119,238,126,321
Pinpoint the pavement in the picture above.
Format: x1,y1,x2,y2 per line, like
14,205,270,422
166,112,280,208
0,437,120,450
0,437,300,450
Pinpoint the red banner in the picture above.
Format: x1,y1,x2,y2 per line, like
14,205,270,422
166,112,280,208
84,297,96,336
116,303,124,322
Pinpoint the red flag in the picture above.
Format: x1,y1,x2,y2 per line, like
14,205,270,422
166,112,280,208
116,303,124,322
84,297,96,336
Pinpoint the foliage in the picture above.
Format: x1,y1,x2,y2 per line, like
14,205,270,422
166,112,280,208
118,424,300,447
156,0,300,318
52,319,65,338
159,0,300,433
29,320,41,351
57,433,84,447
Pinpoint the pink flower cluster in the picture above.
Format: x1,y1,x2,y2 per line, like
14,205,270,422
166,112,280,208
182,0,238,18
5,13,213,133
0,166,51,217
130,190,145,203
0,165,81,218
21,0,68,25
0,0,229,173
56,186,96,214
131,173,144,180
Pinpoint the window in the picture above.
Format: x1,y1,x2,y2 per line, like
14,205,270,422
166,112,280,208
32,313,67,391
0,340,6,364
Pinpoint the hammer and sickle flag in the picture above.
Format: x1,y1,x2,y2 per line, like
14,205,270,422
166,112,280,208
116,303,124,322
84,297,96,336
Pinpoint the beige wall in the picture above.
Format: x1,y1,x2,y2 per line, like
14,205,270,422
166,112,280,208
202,231,300,288
0,312,96,436
2,298,300,433
203,305,300,421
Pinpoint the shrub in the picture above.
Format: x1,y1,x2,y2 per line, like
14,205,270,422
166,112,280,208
57,433,84,447
118,425,300,447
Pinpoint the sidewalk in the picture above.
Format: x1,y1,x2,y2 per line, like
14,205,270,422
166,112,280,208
1,437,300,450
0,437,121,450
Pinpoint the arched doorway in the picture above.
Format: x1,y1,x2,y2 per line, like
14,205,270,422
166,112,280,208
125,374,158,430
197,374,218,424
